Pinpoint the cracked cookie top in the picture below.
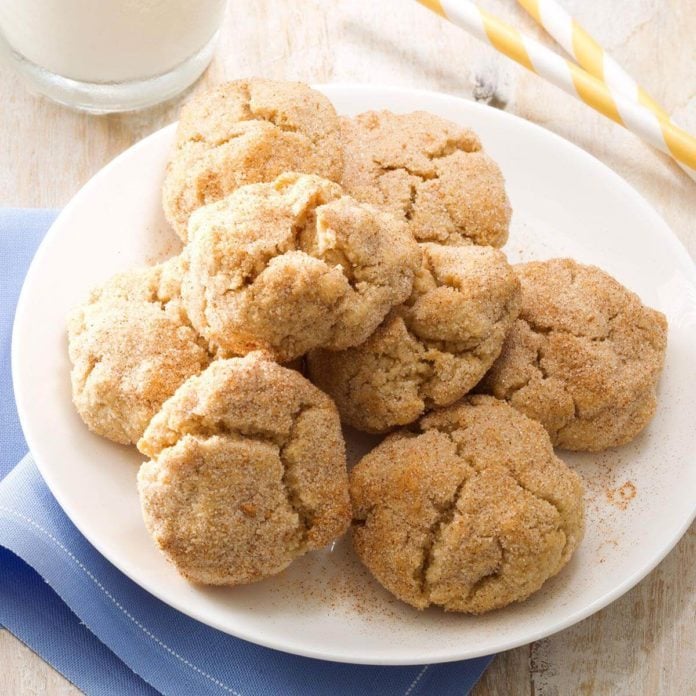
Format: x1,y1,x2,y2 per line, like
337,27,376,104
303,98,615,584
163,79,343,241
339,110,511,247
350,395,584,613
479,259,668,451
307,243,521,432
68,257,211,445
181,172,422,362
137,353,351,586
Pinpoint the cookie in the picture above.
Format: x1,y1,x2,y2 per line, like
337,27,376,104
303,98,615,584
307,243,521,432
478,259,668,451
350,395,584,613
182,172,421,362
163,79,343,241
68,257,211,445
137,353,351,585
340,110,511,247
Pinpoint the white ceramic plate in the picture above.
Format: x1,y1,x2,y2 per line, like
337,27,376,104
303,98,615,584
13,85,696,665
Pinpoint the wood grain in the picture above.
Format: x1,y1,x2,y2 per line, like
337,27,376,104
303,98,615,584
1,1,694,694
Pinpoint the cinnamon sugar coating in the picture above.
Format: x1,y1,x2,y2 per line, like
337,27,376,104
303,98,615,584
163,79,343,241
479,259,668,451
68,257,210,445
340,110,511,247
182,173,421,362
137,353,351,585
350,395,584,613
307,244,520,432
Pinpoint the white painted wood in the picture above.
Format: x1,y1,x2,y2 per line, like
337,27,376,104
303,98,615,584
0,1,694,693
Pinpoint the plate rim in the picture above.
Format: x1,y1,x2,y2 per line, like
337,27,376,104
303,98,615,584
12,83,696,665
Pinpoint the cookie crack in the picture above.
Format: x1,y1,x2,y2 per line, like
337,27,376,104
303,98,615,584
404,181,417,221
504,469,565,522
536,344,550,380
238,80,253,119
81,354,103,385
418,477,469,597
344,315,432,391
180,81,321,150
524,315,612,343
376,162,434,182
154,294,208,351
433,428,567,538
278,404,316,545
211,209,319,298
167,420,288,449
429,137,481,158
462,538,506,602
192,131,247,150
373,138,477,182
486,458,570,559
149,403,318,546
510,313,652,431
147,399,313,456
415,291,519,357
251,107,304,137
498,316,619,408
555,381,654,440
404,291,520,403
430,428,570,596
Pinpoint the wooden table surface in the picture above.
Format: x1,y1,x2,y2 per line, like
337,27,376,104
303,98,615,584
1,1,694,694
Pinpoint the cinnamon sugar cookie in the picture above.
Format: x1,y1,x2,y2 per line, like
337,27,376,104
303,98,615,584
182,172,421,362
479,259,668,451
307,244,520,432
163,79,343,241
68,257,210,445
137,353,351,585
350,395,584,613
340,110,511,247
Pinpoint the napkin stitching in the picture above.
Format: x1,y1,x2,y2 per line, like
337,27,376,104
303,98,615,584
403,665,429,695
0,504,242,696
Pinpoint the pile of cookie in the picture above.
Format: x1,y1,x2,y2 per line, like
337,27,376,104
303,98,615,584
68,79,667,614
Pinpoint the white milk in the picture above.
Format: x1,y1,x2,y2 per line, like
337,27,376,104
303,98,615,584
0,0,227,83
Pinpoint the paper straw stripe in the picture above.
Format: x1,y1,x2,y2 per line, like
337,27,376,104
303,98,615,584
567,61,622,124
530,0,574,61
519,0,670,123
417,0,446,18
571,21,604,82
518,0,691,172
438,0,488,44
638,87,669,118
415,0,696,176
524,36,575,94
661,121,696,170
619,99,665,155
479,8,535,72
518,0,542,24
602,57,639,102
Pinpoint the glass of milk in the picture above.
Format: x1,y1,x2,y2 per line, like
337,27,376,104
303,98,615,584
0,0,227,113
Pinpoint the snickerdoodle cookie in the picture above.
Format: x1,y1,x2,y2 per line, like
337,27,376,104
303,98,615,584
479,259,668,451
350,395,584,613
307,244,520,432
163,79,343,241
182,172,421,362
340,110,511,247
68,257,211,445
137,353,351,586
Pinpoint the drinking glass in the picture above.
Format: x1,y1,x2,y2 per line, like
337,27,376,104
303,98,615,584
0,0,228,113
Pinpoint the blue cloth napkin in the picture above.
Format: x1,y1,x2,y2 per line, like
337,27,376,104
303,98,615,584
0,209,492,696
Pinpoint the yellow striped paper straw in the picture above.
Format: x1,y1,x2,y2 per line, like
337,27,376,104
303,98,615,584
416,0,696,179
516,0,667,117
515,0,696,182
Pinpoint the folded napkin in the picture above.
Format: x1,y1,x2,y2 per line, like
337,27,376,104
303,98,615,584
0,209,492,696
